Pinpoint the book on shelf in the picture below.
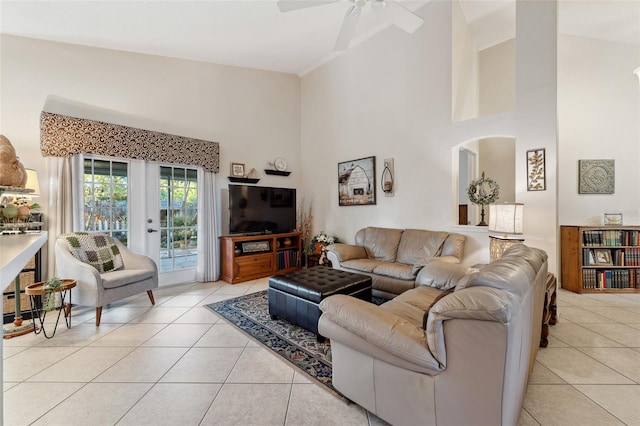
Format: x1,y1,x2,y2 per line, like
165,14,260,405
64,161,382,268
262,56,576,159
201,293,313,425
586,268,636,289
582,229,640,247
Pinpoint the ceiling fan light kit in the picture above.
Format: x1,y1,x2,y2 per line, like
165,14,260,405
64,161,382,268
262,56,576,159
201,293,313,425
277,0,424,51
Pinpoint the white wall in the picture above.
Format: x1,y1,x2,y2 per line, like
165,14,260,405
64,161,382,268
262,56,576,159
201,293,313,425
478,137,516,204
301,1,558,270
0,35,301,272
479,39,516,117
301,0,457,247
558,35,640,227
451,0,479,122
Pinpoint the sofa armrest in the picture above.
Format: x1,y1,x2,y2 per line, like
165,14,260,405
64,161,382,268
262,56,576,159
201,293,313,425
55,241,103,306
425,286,520,365
325,243,367,262
115,239,157,272
319,295,441,370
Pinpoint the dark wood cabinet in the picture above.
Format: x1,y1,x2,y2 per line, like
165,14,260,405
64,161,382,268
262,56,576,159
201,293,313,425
220,232,302,283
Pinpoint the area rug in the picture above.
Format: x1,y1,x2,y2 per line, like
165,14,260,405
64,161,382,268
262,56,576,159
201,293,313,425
205,290,337,394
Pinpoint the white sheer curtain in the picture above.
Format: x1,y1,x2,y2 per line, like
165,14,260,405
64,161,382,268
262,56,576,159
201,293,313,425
45,154,84,279
196,167,219,282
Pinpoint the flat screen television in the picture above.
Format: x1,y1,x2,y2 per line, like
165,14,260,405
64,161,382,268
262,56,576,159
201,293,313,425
228,184,297,235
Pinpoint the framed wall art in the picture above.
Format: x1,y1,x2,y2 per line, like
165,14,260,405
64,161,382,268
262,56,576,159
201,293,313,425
579,159,614,194
231,162,245,177
338,156,376,206
526,148,546,191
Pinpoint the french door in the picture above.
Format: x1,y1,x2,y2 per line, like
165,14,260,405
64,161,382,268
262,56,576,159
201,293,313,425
82,157,198,286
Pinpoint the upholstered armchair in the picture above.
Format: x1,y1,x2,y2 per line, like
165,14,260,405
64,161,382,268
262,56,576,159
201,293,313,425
55,232,158,326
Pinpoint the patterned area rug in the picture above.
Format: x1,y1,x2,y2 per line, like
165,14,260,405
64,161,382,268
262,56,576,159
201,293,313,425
205,290,337,394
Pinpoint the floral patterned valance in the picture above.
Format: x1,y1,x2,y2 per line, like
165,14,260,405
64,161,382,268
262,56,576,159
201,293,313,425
40,111,219,173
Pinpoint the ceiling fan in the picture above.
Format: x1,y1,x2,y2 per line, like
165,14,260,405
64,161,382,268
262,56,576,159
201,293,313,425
277,0,424,51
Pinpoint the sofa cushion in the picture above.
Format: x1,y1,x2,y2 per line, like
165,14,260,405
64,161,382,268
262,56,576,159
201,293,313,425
416,260,475,290
396,229,449,265
341,259,384,273
59,232,124,274
101,269,154,289
455,255,537,298
372,262,416,281
440,233,466,260
362,227,403,262
381,286,446,327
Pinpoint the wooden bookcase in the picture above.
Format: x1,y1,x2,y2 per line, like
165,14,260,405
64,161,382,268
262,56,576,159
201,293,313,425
560,225,640,293
220,231,302,284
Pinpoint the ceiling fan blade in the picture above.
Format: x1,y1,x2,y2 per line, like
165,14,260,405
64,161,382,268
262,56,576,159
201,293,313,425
376,0,424,33
277,0,340,13
334,5,361,51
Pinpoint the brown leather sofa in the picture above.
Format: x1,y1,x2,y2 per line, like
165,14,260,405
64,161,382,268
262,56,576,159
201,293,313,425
325,227,466,299
319,244,547,426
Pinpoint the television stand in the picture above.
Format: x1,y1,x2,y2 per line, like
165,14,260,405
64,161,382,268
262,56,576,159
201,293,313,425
220,231,302,284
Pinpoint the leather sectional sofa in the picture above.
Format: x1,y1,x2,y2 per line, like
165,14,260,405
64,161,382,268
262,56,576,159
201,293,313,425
325,227,466,299
319,244,547,426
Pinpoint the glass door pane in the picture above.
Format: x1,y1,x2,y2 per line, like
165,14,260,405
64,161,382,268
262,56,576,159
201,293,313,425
159,166,198,272
83,158,129,244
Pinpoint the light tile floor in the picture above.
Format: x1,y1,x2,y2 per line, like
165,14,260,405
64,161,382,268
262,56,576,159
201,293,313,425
3,281,640,425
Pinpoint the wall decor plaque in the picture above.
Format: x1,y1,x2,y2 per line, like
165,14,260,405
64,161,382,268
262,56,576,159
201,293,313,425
526,148,546,191
579,159,615,194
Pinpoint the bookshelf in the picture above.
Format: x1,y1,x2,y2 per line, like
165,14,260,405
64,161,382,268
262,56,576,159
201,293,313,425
560,225,640,293
220,231,302,283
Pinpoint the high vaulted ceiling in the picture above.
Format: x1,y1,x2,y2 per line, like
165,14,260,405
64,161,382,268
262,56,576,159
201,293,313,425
1,0,638,76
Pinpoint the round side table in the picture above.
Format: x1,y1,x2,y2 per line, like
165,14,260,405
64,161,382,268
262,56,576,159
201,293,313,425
25,279,76,338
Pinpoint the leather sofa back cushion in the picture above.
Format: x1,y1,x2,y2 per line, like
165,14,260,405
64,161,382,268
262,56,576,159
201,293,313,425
416,260,474,290
361,227,403,262
455,245,547,298
396,230,449,265
441,233,466,260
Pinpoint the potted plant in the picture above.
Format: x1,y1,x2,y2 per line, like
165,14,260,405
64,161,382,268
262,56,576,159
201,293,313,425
42,277,61,311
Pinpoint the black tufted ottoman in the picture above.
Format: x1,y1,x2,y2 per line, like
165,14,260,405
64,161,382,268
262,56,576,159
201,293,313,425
268,267,372,342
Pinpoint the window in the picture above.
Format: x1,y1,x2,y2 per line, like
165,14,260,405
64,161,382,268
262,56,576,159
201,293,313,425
83,158,129,244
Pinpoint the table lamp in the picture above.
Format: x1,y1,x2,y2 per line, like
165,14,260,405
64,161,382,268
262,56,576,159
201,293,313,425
489,202,524,262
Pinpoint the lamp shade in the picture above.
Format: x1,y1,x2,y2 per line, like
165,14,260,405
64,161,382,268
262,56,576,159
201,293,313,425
24,169,40,196
489,203,524,235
